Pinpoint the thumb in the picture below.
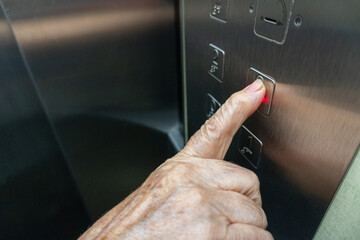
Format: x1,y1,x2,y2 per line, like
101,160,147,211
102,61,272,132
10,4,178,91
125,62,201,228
180,79,266,160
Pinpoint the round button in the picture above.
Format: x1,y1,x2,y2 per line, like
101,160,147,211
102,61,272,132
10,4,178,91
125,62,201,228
256,75,264,81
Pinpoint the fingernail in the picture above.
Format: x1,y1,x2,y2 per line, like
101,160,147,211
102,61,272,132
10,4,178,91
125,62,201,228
245,79,264,92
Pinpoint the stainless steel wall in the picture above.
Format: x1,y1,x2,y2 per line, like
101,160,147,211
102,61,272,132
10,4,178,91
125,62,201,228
182,0,360,239
0,3,89,239
3,0,181,220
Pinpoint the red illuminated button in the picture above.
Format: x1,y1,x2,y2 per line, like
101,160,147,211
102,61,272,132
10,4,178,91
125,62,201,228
247,68,276,116
262,96,268,104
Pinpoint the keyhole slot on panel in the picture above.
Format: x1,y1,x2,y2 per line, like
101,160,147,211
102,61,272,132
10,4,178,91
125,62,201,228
261,16,283,26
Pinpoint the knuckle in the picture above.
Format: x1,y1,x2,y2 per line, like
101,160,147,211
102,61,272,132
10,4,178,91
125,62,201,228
236,225,259,240
252,228,273,240
255,230,266,240
259,208,268,229
164,160,190,174
173,162,189,174
183,187,206,204
225,161,250,175
155,161,194,185
247,170,260,190
240,197,267,228
157,159,174,172
245,170,262,205
256,230,273,240
200,117,222,141
245,225,269,240
220,99,234,118
228,92,251,112
230,224,273,240
159,158,176,169
248,227,261,239
206,116,222,133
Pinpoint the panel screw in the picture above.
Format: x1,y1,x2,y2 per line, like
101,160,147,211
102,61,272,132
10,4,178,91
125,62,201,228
294,15,303,27
249,4,254,14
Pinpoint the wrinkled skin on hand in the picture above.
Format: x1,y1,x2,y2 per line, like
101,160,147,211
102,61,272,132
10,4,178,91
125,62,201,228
79,80,273,240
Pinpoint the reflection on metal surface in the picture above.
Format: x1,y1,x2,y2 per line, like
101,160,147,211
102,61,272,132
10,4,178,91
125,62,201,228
3,0,180,220
10,7,174,50
263,83,360,202
182,0,360,238
0,4,89,238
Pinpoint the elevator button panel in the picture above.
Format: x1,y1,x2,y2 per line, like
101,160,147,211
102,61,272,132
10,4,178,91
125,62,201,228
238,125,263,169
247,67,276,116
206,94,221,119
208,44,225,82
254,0,294,44
210,0,229,23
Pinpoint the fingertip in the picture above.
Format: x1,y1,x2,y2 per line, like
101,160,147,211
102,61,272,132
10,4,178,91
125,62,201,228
228,82,265,118
244,79,265,93
236,80,266,111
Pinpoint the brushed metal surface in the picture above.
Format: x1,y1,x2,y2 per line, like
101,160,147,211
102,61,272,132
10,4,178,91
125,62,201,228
2,0,179,116
2,0,181,219
0,3,89,238
181,0,360,239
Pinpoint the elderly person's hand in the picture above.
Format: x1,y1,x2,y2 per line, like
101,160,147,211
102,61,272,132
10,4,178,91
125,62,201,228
79,79,273,240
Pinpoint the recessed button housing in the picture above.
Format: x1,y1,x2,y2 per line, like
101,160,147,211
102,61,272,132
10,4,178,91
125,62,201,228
247,67,276,116
254,0,294,44
209,0,229,23
206,94,221,118
208,44,225,82
238,125,263,169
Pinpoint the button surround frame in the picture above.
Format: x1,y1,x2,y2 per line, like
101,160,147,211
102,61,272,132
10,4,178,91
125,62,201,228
247,67,276,116
208,44,225,83
238,125,263,169
253,0,295,44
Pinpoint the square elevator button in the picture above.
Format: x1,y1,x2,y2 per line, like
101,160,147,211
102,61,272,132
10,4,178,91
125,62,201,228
238,125,263,169
208,44,225,83
247,67,276,116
